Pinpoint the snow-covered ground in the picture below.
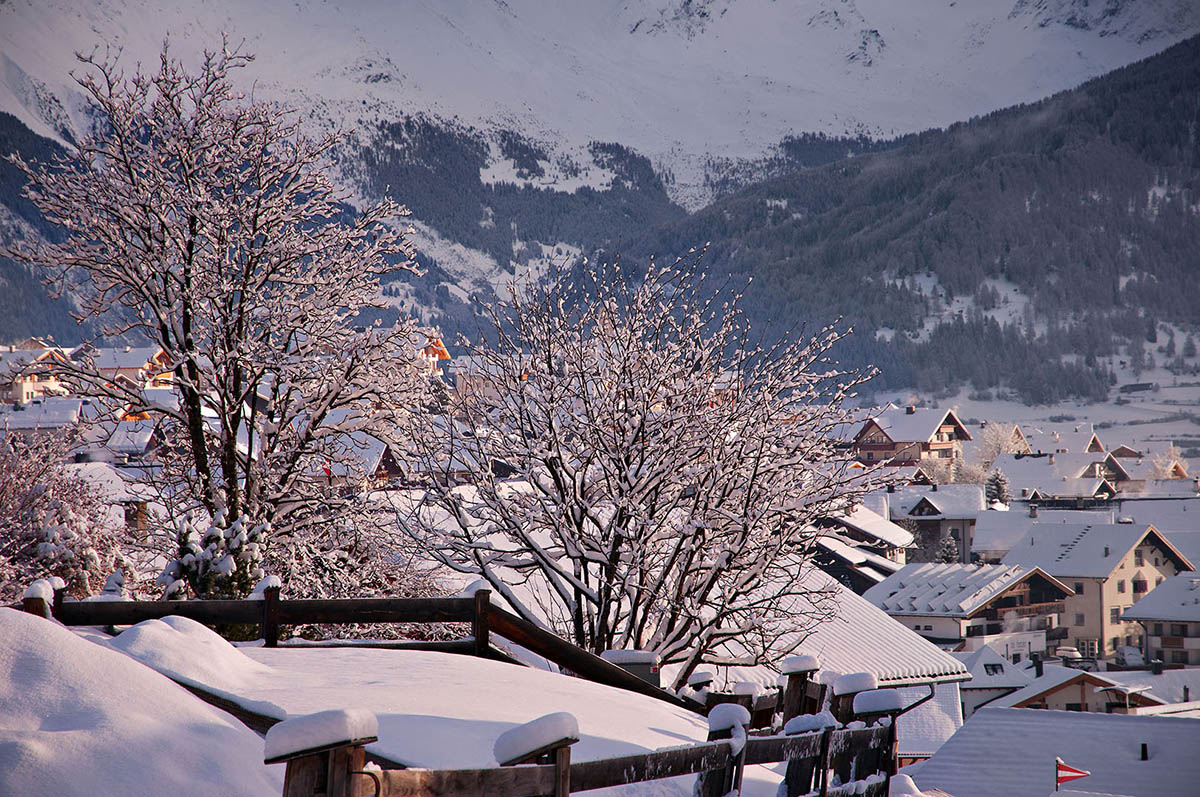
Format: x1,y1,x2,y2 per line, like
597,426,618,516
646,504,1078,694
3,0,1198,208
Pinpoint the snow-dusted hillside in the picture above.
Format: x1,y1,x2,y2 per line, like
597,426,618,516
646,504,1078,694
3,0,1199,208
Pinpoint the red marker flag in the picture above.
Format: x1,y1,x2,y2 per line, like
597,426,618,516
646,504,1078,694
1056,757,1090,789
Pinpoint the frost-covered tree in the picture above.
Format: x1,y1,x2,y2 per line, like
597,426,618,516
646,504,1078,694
986,469,1011,505
937,536,960,564
8,40,429,598
398,255,877,686
0,429,129,601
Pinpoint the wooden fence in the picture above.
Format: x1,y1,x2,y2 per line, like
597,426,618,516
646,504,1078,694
270,716,895,797
17,587,693,711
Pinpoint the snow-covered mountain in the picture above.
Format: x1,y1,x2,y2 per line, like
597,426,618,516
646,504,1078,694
3,0,1199,209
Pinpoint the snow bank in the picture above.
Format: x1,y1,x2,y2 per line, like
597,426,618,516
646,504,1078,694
783,711,839,735
105,615,274,694
0,609,282,795
264,708,379,762
781,654,820,674
834,672,878,696
853,689,906,715
492,711,579,764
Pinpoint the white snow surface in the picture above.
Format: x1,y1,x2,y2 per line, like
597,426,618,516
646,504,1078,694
834,671,879,696
492,711,580,764
264,708,380,762
782,654,821,674
783,710,839,735
853,688,906,715
3,0,1199,208
0,609,283,795
22,579,53,600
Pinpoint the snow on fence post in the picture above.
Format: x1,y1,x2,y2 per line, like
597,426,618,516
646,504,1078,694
698,703,750,797
495,712,579,797
473,589,491,658
21,580,53,618
781,710,838,797
780,654,821,726
264,709,379,797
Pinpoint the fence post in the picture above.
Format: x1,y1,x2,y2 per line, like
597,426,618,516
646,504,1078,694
698,704,749,797
473,589,491,658
262,585,281,648
264,710,378,797
780,655,820,726
22,595,50,618
818,727,832,797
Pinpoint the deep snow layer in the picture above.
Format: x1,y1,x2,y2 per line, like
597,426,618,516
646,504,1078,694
0,609,283,796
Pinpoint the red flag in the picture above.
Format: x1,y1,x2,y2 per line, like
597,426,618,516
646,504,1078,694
1056,757,1090,787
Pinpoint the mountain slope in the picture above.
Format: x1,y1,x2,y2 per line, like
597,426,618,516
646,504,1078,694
621,33,1200,402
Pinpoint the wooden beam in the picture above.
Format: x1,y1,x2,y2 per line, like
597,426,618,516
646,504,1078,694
379,764,556,796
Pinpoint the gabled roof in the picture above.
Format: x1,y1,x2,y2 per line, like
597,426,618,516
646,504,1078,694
992,452,1128,500
912,707,1200,797
886,484,986,518
1100,666,1200,705
106,419,159,455
785,570,970,687
1123,573,1200,624
864,563,1071,619
854,405,971,446
87,346,167,372
0,397,90,430
971,507,1115,557
826,503,914,548
1021,422,1104,455
987,665,1162,710
1002,523,1195,579
949,646,1032,690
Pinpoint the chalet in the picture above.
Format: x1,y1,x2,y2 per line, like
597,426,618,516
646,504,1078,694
419,336,451,376
0,346,70,403
850,405,971,466
970,505,1115,563
80,345,173,389
864,563,1073,663
1003,523,1194,660
1123,574,1200,667
991,451,1122,506
1021,422,1105,455
881,483,985,563
988,664,1164,713
105,419,167,463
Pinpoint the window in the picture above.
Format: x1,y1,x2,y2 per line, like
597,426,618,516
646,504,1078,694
1074,614,1086,626
1157,577,1164,586
1133,580,1147,594
1171,624,1188,637
1173,650,1189,664
984,663,1003,676
1111,636,1120,652
1117,580,1126,594
1079,639,1098,657
1110,607,1121,623
1153,623,1163,636
924,625,933,631
966,625,983,637
1012,652,1022,664
1065,703,1082,712
1074,582,1084,595
1135,550,1144,566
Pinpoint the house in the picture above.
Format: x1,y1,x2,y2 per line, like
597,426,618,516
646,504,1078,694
1020,422,1105,456
0,396,96,438
849,405,972,466
990,451,1123,506
878,483,986,563
105,419,166,463
910,707,1200,797
0,346,71,403
987,663,1164,713
810,501,915,593
80,345,173,390
971,505,1115,563
864,563,1073,663
418,336,451,376
1003,523,1195,660
1122,574,1200,667
948,646,1032,718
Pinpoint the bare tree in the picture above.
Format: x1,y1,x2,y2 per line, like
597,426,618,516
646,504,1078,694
8,40,429,597
398,256,876,686
0,428,129,601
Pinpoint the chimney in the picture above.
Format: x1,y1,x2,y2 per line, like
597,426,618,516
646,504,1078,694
1029,505,1038,519
887,484,895,493
932,483,938,492
1141,743,1148,761
906,406,916,415
1035,658,1044,678
1104,546,1110,557
1185,685,1191,702
1152,660,1164,675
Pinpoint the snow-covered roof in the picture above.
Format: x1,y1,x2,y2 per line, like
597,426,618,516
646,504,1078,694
991,452,1121,499
832,503,914,548
1021,423,1103,455
1100,666,1200,705
949,646,1033,691
856,406,970,445
912,707,1200,797
1002,523,1194,579
785,571,969,687
106,419,158,455
885,484,986,518
985,664,1160,710
88,345,164,371
893,682,963,758
1122,573,1200,624
863,563,1071,618
0,396,94,430
970,507,1115,557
